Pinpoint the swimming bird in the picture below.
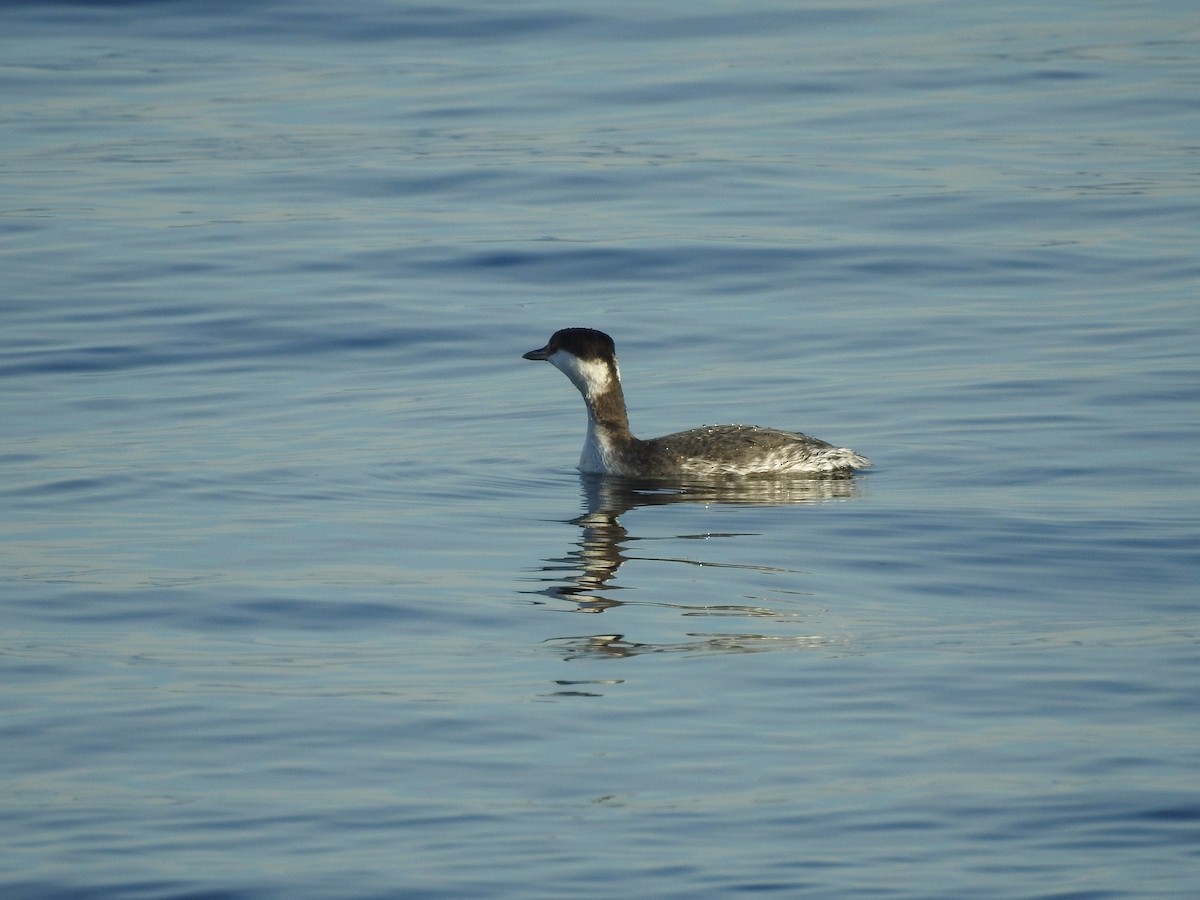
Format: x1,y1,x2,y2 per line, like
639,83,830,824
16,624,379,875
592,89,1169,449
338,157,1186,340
522,328,870,477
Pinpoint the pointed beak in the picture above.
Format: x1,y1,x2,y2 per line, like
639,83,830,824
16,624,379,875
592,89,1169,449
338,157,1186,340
522,344,551,361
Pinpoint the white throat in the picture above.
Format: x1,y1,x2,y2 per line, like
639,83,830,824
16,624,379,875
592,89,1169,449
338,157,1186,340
548,350,617,403
547,350,625,474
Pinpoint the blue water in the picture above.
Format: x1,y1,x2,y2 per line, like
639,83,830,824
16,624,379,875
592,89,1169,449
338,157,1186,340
3,1,1199,897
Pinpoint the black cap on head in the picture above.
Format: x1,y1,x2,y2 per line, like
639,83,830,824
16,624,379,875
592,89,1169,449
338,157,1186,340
523,328,616,362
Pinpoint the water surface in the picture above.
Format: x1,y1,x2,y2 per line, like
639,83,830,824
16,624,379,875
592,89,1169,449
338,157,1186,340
3,1,1199,897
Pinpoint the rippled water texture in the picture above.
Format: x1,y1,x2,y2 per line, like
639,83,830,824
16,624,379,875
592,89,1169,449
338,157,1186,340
3,1,1199,897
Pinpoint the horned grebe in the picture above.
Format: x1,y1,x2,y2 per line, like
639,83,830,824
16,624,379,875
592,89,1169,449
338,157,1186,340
522,328,870,477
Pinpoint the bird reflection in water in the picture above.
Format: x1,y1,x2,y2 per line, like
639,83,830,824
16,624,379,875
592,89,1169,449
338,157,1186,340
529,473,864,658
